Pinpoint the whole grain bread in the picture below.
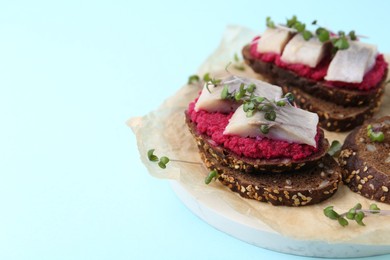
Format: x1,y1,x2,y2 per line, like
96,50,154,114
199,143,341,206
185,111,329,173
339,116,390,204
281,85,382,132
242,44,387,107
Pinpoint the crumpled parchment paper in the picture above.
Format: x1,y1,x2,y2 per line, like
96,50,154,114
129,25,390,245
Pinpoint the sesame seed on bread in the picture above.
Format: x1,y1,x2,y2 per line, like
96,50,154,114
198,141,341,206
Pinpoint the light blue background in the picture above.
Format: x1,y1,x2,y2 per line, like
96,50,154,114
1,1,389,259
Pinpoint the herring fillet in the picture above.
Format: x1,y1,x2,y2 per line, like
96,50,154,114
256,28,293,55
195,76,283,113
224,104,319,147
325,41,378,83
281,34,327,68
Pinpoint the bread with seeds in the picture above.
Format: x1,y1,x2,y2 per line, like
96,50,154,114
339,116,390,204
198,144,341,206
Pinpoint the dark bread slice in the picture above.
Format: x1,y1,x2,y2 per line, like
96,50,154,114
185,111,330,173
199,144,341,206
281,85,382,132
339,116,390,204
242,45,387,107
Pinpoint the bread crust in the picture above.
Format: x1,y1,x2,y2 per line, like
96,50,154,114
199,144,341,206
185,111,329,173
339,116,390,204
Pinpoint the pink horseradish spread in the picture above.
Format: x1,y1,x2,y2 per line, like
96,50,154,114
188,101,320,160
250,36,388,91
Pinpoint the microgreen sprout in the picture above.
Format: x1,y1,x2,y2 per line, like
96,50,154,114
233,53,245,71
271,15,359,49
188,75,200,84
266,16,276,28
367,124,385,142
328,140,342,156
205,170,219,184
260,125,270,134
221,86,295,134
324,203,390,227
147,150,220,185
147,149,201,169
332,35,349,50
203,73,211,82
147,149,170,169
315,27,330,42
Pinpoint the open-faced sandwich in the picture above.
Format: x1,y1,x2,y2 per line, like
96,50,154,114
185,75,341,206
339,116,390,204
242,16,388,132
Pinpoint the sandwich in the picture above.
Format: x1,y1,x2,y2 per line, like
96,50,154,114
242,16,388,131
185,75,341,206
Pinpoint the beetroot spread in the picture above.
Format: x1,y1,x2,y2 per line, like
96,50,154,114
250,36,388,91
188,101,319,161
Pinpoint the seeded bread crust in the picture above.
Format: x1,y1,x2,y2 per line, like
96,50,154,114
185,111,329,173
199,144,341,206
281,85,382,132
339,116,390,204
242,44,387,107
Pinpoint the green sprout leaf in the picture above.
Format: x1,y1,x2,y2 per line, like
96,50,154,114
349,30,357,41
370,203,381,212
338,217,349,227
328,140,342,156
370,131,385,142
221,85,229,99
234,53,240,62
188,74,200,84
260,125,270,134
324,206,340,220
264,110,276,121
302,30,313,41
158,161,167,169
247,84,256,93
316,28,330,42
367,124,385,142
205,170,219,184
293,21,305,32
147,149,159,162
354,211,365,226
333,36,349,50
203,73,211,82
266,16,276,28
286,15,297,28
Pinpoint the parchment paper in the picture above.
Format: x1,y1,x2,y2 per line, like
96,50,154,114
129,25,390,245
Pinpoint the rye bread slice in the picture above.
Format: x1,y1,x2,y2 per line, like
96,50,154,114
242,45,387,107
199,144,341,206
185,111,330,174
281,85,382,132
339,116,390,204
